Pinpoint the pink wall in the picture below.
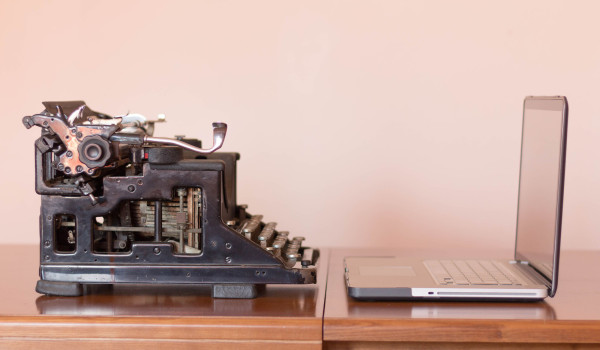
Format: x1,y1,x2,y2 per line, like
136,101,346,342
1,0,599,251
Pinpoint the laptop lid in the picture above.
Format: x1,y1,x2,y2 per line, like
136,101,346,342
514,96,568,297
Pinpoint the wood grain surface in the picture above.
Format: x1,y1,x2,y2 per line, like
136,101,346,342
3,244,600,349
0,245,327,349
324,248,600,346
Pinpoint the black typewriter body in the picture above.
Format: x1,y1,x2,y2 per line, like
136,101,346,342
23,101,318,298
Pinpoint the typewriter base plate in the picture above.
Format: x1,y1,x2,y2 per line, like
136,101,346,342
35,280,266,299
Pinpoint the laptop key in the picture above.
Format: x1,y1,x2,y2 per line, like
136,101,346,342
425,259,524,286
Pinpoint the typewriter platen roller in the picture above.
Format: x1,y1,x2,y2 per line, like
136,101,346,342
23,101,319,298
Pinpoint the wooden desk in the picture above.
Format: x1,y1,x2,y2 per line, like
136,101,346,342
324,248,600,350
0,245,327,350
3,245,600,349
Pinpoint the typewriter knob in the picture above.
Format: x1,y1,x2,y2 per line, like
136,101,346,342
78,135,112,169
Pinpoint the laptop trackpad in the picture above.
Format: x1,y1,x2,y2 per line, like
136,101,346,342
359,265,416,277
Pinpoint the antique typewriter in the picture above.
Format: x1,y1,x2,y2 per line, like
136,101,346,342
23,101,318,298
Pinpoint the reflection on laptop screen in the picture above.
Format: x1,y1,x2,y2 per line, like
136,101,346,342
515,97,567,279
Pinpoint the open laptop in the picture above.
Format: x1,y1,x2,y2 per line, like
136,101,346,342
345,96,568,301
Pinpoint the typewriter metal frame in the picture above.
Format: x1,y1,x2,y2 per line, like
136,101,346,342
25,101,318,298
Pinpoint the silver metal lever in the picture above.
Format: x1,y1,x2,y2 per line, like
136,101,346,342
143,122,227,154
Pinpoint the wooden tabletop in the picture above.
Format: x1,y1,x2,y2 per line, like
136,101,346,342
0,245,327,350
324,248,600,349
3,245,600,349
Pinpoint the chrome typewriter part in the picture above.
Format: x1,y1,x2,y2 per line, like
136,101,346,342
24,101,319,298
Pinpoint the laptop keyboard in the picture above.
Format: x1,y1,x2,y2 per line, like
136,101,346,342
424,260,524,286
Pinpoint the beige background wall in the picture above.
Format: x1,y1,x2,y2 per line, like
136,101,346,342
1,0,599,252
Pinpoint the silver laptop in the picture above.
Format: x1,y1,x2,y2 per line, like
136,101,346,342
345,96,568,301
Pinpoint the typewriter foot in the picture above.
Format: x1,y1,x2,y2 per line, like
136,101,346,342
211,284,262,299
36,280,83,297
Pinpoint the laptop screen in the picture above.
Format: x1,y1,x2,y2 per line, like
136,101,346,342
515,97,568,284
